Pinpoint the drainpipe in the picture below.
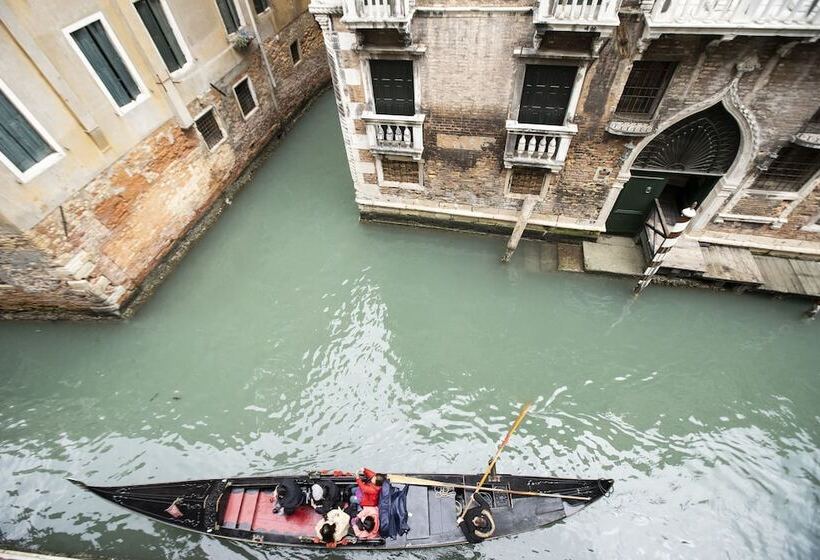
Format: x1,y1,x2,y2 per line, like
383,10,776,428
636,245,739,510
244,0,280,112
502,195,539,263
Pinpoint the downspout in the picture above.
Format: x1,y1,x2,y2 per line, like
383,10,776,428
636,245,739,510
244,0,280,112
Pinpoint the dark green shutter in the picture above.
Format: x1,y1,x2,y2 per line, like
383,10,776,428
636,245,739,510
71,20,141,107
370,60,415,116
0,90,54,173
253,0,268,13
134,0,187,73
518,65,576,126
215,0,241,34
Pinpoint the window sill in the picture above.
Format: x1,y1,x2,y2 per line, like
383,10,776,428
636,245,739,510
4,151,65,184
379,180,423,191
113,92,151,117
240,106,259,121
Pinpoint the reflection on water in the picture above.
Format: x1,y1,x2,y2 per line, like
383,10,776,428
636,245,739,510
1,93,818,560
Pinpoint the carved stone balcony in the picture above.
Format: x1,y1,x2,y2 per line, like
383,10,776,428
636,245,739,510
794,120,820,148
362,112,424,159
535,0,622,34
606,117,655,137
341,0,412,29
503,121,577,170
642,0,820,38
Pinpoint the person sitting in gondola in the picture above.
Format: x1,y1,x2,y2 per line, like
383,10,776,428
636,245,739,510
314,507,350,548
457,493,496,544
309,479,341,515
272,478,304,516
350,506,380,540
355,467,384,507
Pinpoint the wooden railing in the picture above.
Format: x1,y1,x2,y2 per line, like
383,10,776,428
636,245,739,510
504,122,576,170
362,112,424,158
644,0,820,33
536,0,621,27
342,0,409,21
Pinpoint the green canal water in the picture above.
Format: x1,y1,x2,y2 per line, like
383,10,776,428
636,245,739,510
1,93,818,559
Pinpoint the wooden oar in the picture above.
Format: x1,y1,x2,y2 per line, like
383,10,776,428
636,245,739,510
387,474,590,501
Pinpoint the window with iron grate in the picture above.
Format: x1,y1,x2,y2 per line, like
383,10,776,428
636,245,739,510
233,77,257,118
615,61,676,118
195,108,224,150
753,145,820,192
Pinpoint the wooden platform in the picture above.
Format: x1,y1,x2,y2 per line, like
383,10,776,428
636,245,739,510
756,256,820,297
663,237,707,273
701,245,764,285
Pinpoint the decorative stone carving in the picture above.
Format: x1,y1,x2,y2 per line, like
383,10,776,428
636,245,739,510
606,120,656,136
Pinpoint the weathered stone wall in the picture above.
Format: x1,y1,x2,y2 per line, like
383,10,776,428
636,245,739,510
0,12,330,319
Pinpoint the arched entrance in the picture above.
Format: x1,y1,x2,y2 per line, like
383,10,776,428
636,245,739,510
605,104,741,234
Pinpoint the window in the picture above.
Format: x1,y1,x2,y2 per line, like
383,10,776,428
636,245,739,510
66,15,147,112
133,0,188,73
233,77,258,119
290,40,301,65
215,0,242,34
195,108,224,150
518,65,577,126
753,145,820,192
370,60,415,116
616,61,675,117
0,81,62,181
253,0,268,13
377,157,422,189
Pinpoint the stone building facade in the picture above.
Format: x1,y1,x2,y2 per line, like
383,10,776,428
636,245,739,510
310,0,820,262
0,0,330,317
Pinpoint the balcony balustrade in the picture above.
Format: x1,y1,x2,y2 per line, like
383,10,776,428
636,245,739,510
341,0,411,27
795,120,820,149
362,112,424,159
643,0,820,37
504,121,577,170
535,0,621,31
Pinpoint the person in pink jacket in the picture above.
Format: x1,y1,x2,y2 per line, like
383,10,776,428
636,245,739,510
351,506,380,540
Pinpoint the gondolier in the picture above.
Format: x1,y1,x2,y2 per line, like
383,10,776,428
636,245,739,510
457,493,495,543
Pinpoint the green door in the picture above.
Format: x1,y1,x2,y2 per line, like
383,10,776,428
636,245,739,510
605,175,667,234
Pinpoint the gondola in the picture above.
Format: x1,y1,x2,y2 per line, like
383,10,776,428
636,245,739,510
70,470,613,549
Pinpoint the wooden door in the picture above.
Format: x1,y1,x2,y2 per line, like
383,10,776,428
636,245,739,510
605,175,667,234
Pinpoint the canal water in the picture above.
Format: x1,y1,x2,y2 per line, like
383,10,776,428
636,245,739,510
1,92,818,560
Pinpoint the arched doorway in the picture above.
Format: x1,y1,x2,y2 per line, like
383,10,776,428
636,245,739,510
606,104,741,234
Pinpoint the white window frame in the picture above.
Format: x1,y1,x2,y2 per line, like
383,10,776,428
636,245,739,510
193,106,227,152
63,12,150,116
130,0,193,78
802,210,820,233
361,53,422,117
252,0,270,16
215,0,246,37
508,59,588,128
232,75,259,120
504,167,551,200
375,156,424,191
0,77,64,183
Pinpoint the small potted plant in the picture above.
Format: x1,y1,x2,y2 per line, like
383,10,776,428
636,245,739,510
231,28,254,50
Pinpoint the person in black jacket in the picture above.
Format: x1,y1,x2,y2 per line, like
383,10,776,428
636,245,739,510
457,494,496,544
273,479,304,515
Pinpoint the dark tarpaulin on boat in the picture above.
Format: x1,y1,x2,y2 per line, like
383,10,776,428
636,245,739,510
378,481,410,539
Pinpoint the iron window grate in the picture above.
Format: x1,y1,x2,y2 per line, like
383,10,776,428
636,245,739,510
234,78,257,118
754,145,820,192
615,61,676,117
195,109,224,149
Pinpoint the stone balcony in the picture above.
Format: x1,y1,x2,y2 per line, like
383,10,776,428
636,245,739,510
535,0,622,33
503,121,577,170
642,0,820,37
340,0,412,29
362,112,424,159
